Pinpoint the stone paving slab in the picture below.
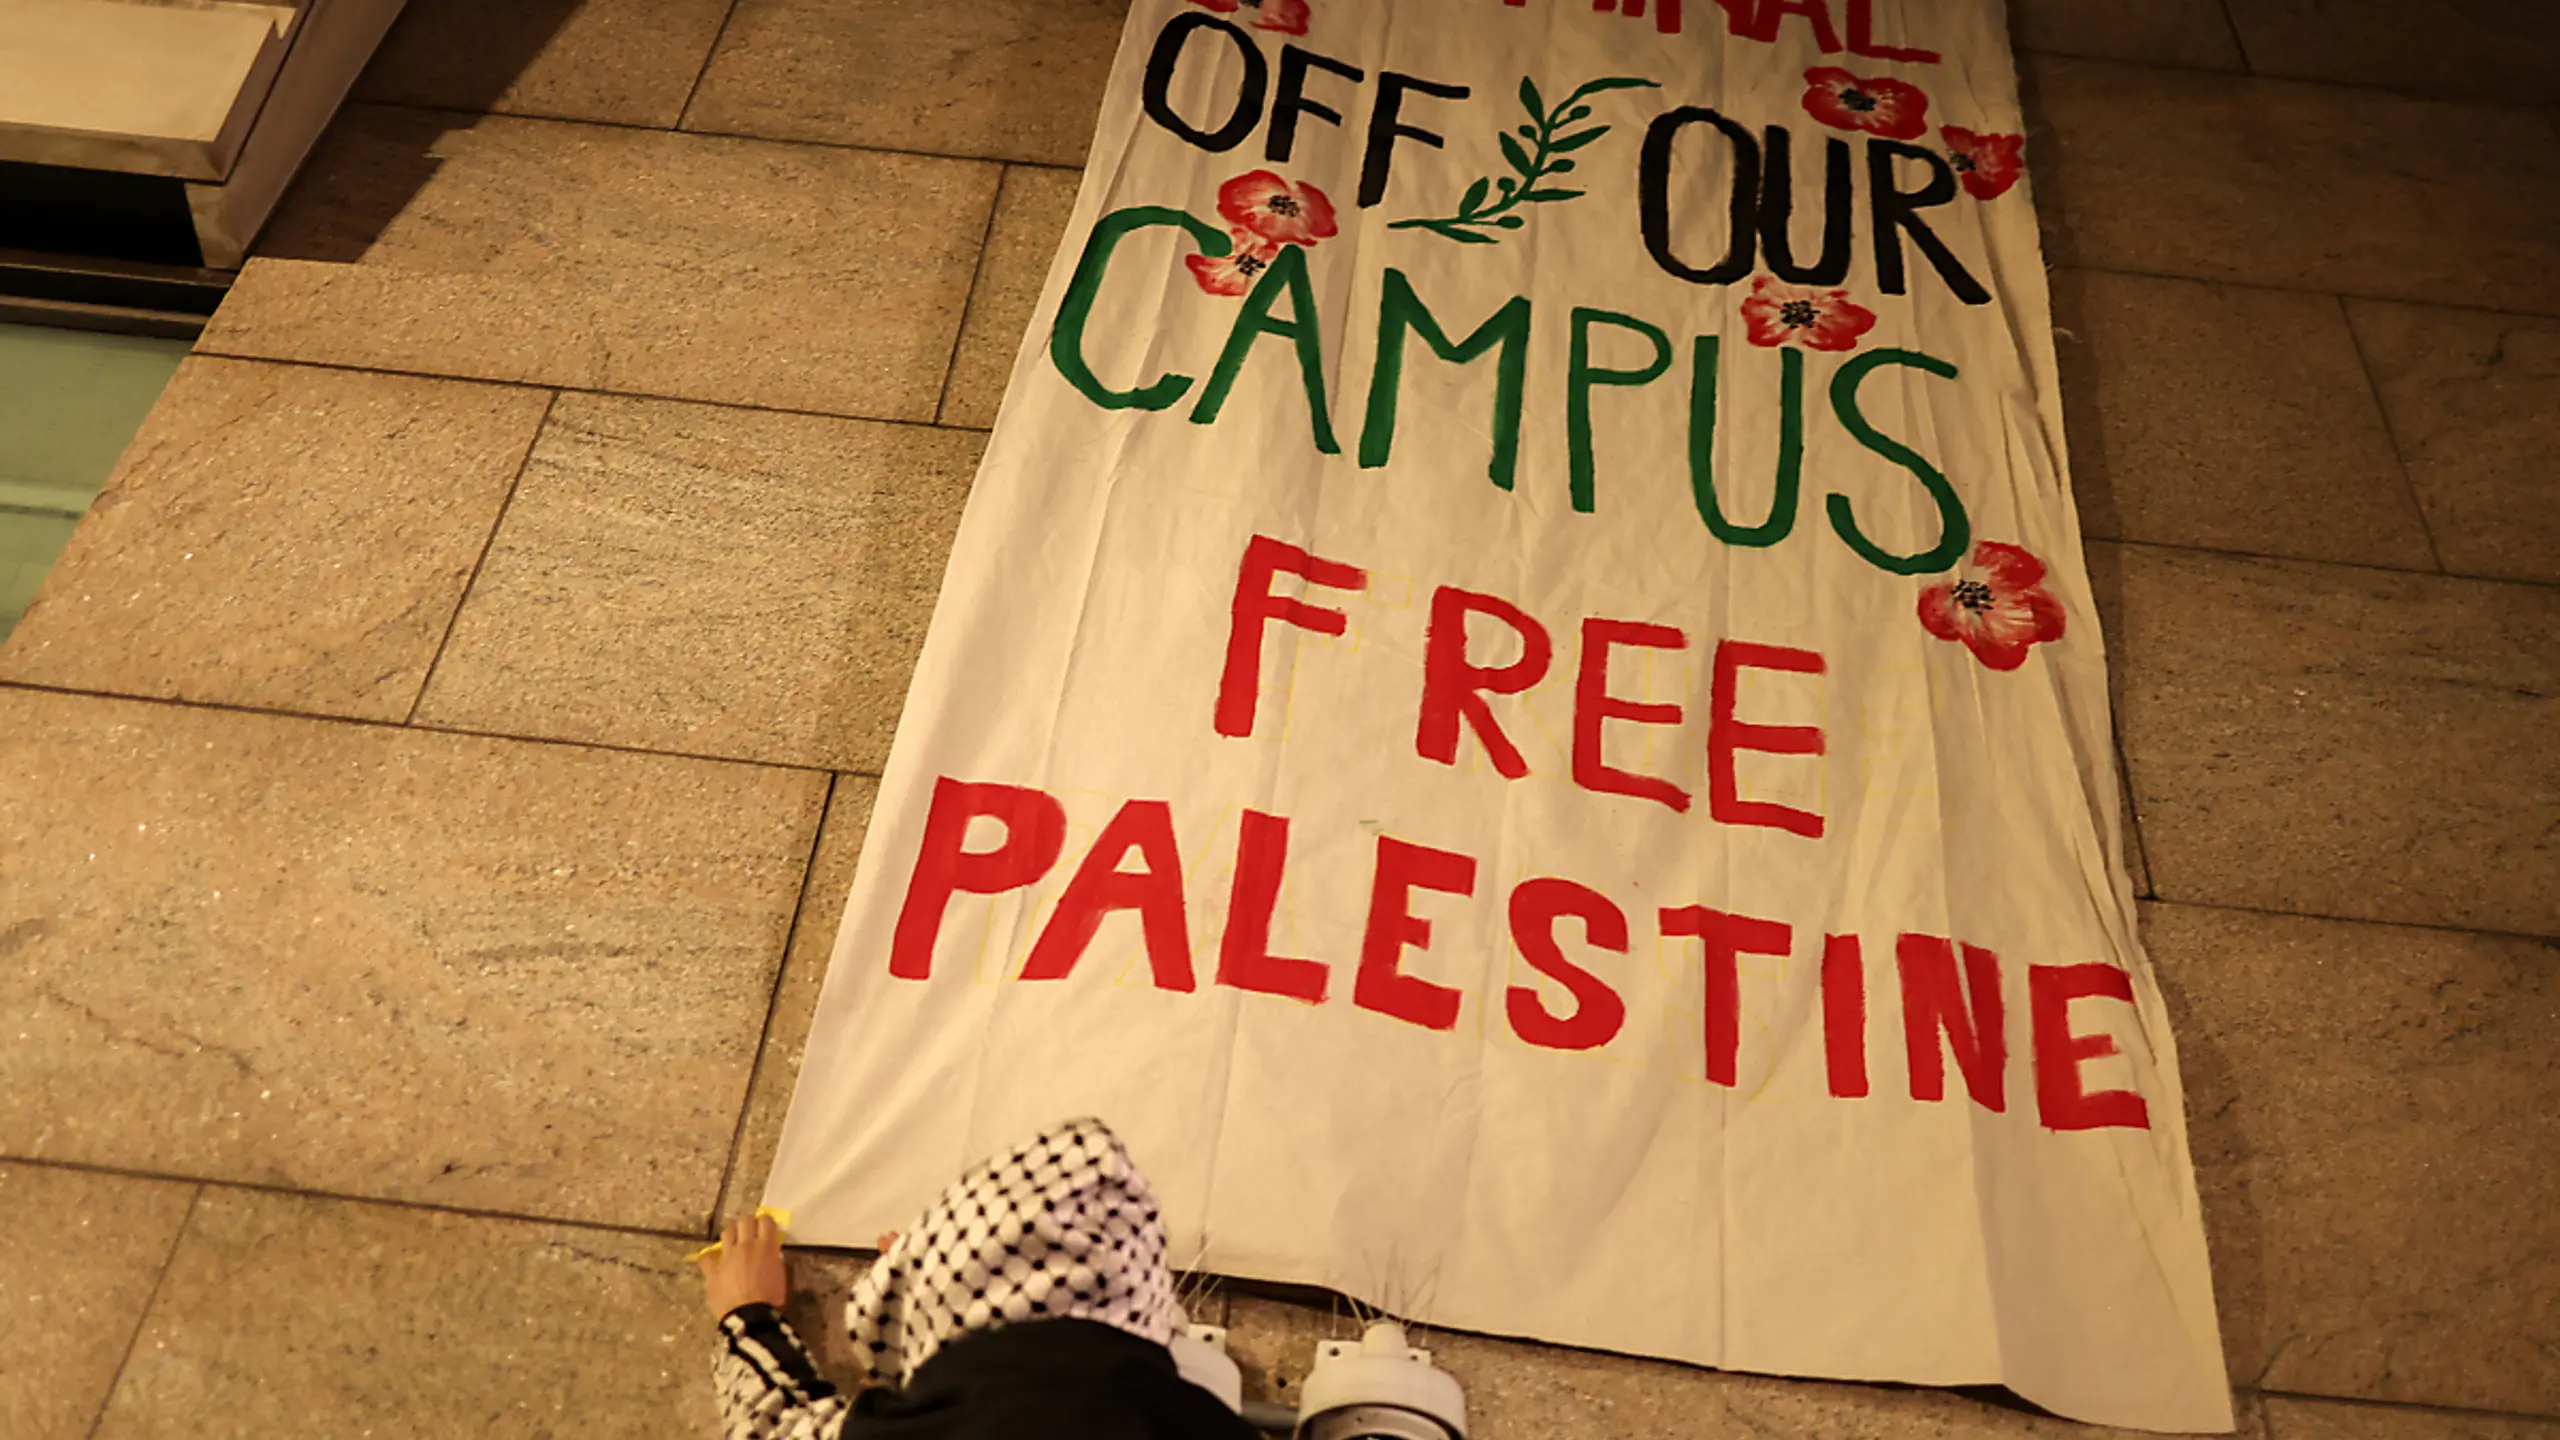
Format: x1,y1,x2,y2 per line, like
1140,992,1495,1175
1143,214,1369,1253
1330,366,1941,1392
2025,55,2560,318
412,396,981,770
2268,1399,2560,1440
2007,0,2247,71
0,1164,195,1440
0,688,825,1232
0,359,550,722
721,775,877,1225
2346,299,2560,586
686,0,1128,167
89,1188,718,1440
2119,756,2153,898
203,107,1000,422
2147,901,2560,1413
2100,544,2559,937
941,165,1081,431
2221,0,2560,104
2050,269,2431,571
357,0,736,128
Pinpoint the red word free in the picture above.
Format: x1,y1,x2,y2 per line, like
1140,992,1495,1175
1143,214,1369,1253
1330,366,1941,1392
1217,533,1828,836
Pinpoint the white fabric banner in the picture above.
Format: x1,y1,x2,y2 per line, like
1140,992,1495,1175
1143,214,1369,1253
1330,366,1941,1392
768,0,2230,1427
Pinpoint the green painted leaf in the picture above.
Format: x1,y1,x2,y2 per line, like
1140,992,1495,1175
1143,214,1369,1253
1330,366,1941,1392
1571,76,1660,99
1403,217,1493,244
1387,72,1661,247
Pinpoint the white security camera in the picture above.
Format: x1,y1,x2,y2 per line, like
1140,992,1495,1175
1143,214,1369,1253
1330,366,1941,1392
1292,1320,1469,1440
1171,1322,1247,1413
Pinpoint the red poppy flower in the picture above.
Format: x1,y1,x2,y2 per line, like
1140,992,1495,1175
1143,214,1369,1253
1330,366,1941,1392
1801,67,1929,141
1217,170,1338,248
1255,0,1310,33
1738,274,1877,352
1918,542,2068,671
1186,229,1281,297
1940,126,2023,200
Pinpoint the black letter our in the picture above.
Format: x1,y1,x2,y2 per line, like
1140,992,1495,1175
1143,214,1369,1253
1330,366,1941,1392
1759,126,1853,286
1867,140,1989,303
1640,107,1759,286
1143,12,1268,153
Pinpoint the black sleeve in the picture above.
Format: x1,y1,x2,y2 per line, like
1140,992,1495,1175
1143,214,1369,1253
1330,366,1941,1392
714,1302,852,1440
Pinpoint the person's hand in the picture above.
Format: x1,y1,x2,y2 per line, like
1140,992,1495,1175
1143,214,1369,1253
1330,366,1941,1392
699,1211,789,1320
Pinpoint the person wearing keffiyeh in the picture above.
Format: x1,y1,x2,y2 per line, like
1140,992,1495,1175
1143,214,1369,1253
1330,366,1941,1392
699,1117,1254,1440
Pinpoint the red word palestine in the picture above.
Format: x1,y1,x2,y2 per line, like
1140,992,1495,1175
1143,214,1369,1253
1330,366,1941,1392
1508,0,1940,60
889,774,2148,1133
1221,533,1825,835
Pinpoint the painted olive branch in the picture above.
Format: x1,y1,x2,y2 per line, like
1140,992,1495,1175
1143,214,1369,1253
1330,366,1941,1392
1390,75,1659,245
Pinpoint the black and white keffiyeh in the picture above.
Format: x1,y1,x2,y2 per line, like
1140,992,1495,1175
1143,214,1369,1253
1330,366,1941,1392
847,1116,1181,1386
